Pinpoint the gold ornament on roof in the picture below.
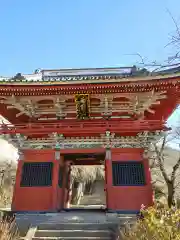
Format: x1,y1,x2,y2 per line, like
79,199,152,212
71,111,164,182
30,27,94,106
75,94,90,119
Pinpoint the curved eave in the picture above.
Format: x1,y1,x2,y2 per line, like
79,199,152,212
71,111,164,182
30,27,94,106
0,75,180,96
0,72,180,85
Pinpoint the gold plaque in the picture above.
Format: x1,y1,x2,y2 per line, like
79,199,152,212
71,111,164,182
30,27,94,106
75,94,90,119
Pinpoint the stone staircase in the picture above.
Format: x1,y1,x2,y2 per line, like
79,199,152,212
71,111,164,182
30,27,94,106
79,193,106,206
79,181,106,206
31,222,117,239
16,211,135,240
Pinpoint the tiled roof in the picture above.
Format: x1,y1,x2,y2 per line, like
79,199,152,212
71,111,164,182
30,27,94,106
0,66,180,83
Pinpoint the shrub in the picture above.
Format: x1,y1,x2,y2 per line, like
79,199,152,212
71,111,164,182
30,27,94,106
0,218,19,240
120,205,180,240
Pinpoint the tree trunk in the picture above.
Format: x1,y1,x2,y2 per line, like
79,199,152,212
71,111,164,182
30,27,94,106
167,182,176,208
84,181,93,195
71,182,85,205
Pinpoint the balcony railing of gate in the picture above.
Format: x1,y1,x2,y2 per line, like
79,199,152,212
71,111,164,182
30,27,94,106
0,120,168,135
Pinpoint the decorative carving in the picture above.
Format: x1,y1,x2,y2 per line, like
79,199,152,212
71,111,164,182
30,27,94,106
100,95,113,117
55,151,60,160
0,91,167,121
54,97,66,119
60,143,102,149
1,95,38,118
132,91,167,117
105,148,112,160
75,94,90,119
1,129,164,150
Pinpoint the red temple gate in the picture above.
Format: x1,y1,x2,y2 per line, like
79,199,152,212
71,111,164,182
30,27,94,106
11,147,153,212
0,67,179,213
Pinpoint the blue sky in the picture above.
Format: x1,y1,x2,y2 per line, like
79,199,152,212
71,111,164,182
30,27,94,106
0,0,180,143
0,0,180,76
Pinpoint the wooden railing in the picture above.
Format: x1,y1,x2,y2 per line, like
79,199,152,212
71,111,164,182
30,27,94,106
0,120,167,135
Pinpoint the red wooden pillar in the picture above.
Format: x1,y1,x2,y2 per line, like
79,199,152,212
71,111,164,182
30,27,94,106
56,153,65,210
105,148,153,213
52,154,59,210
62,161,71,209
105,148,111,210
143,153,154,205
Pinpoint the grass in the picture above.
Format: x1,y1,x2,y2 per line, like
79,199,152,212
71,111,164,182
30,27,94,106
0,218,19,240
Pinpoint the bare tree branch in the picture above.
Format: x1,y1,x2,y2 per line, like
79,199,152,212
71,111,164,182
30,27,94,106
124,53,146,65
166,8,180,41
171,156,180,182
160,136,167,155
154,142,170,183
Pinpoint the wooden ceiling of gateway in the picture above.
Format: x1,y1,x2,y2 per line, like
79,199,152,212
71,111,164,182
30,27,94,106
0,75,180,124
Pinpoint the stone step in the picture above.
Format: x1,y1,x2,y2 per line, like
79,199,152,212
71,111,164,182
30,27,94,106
16,212,136,239
38,222,118,231
32,237,111,240
79,195,105,204
35,229,112,238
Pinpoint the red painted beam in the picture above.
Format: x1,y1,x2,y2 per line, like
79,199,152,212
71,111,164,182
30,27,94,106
0,120,167,135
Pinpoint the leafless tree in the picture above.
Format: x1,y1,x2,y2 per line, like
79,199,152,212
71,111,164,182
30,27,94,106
128,12,180,208
126,10,180,73
165,9,180,64
151,133,180,208
0,162,16,208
